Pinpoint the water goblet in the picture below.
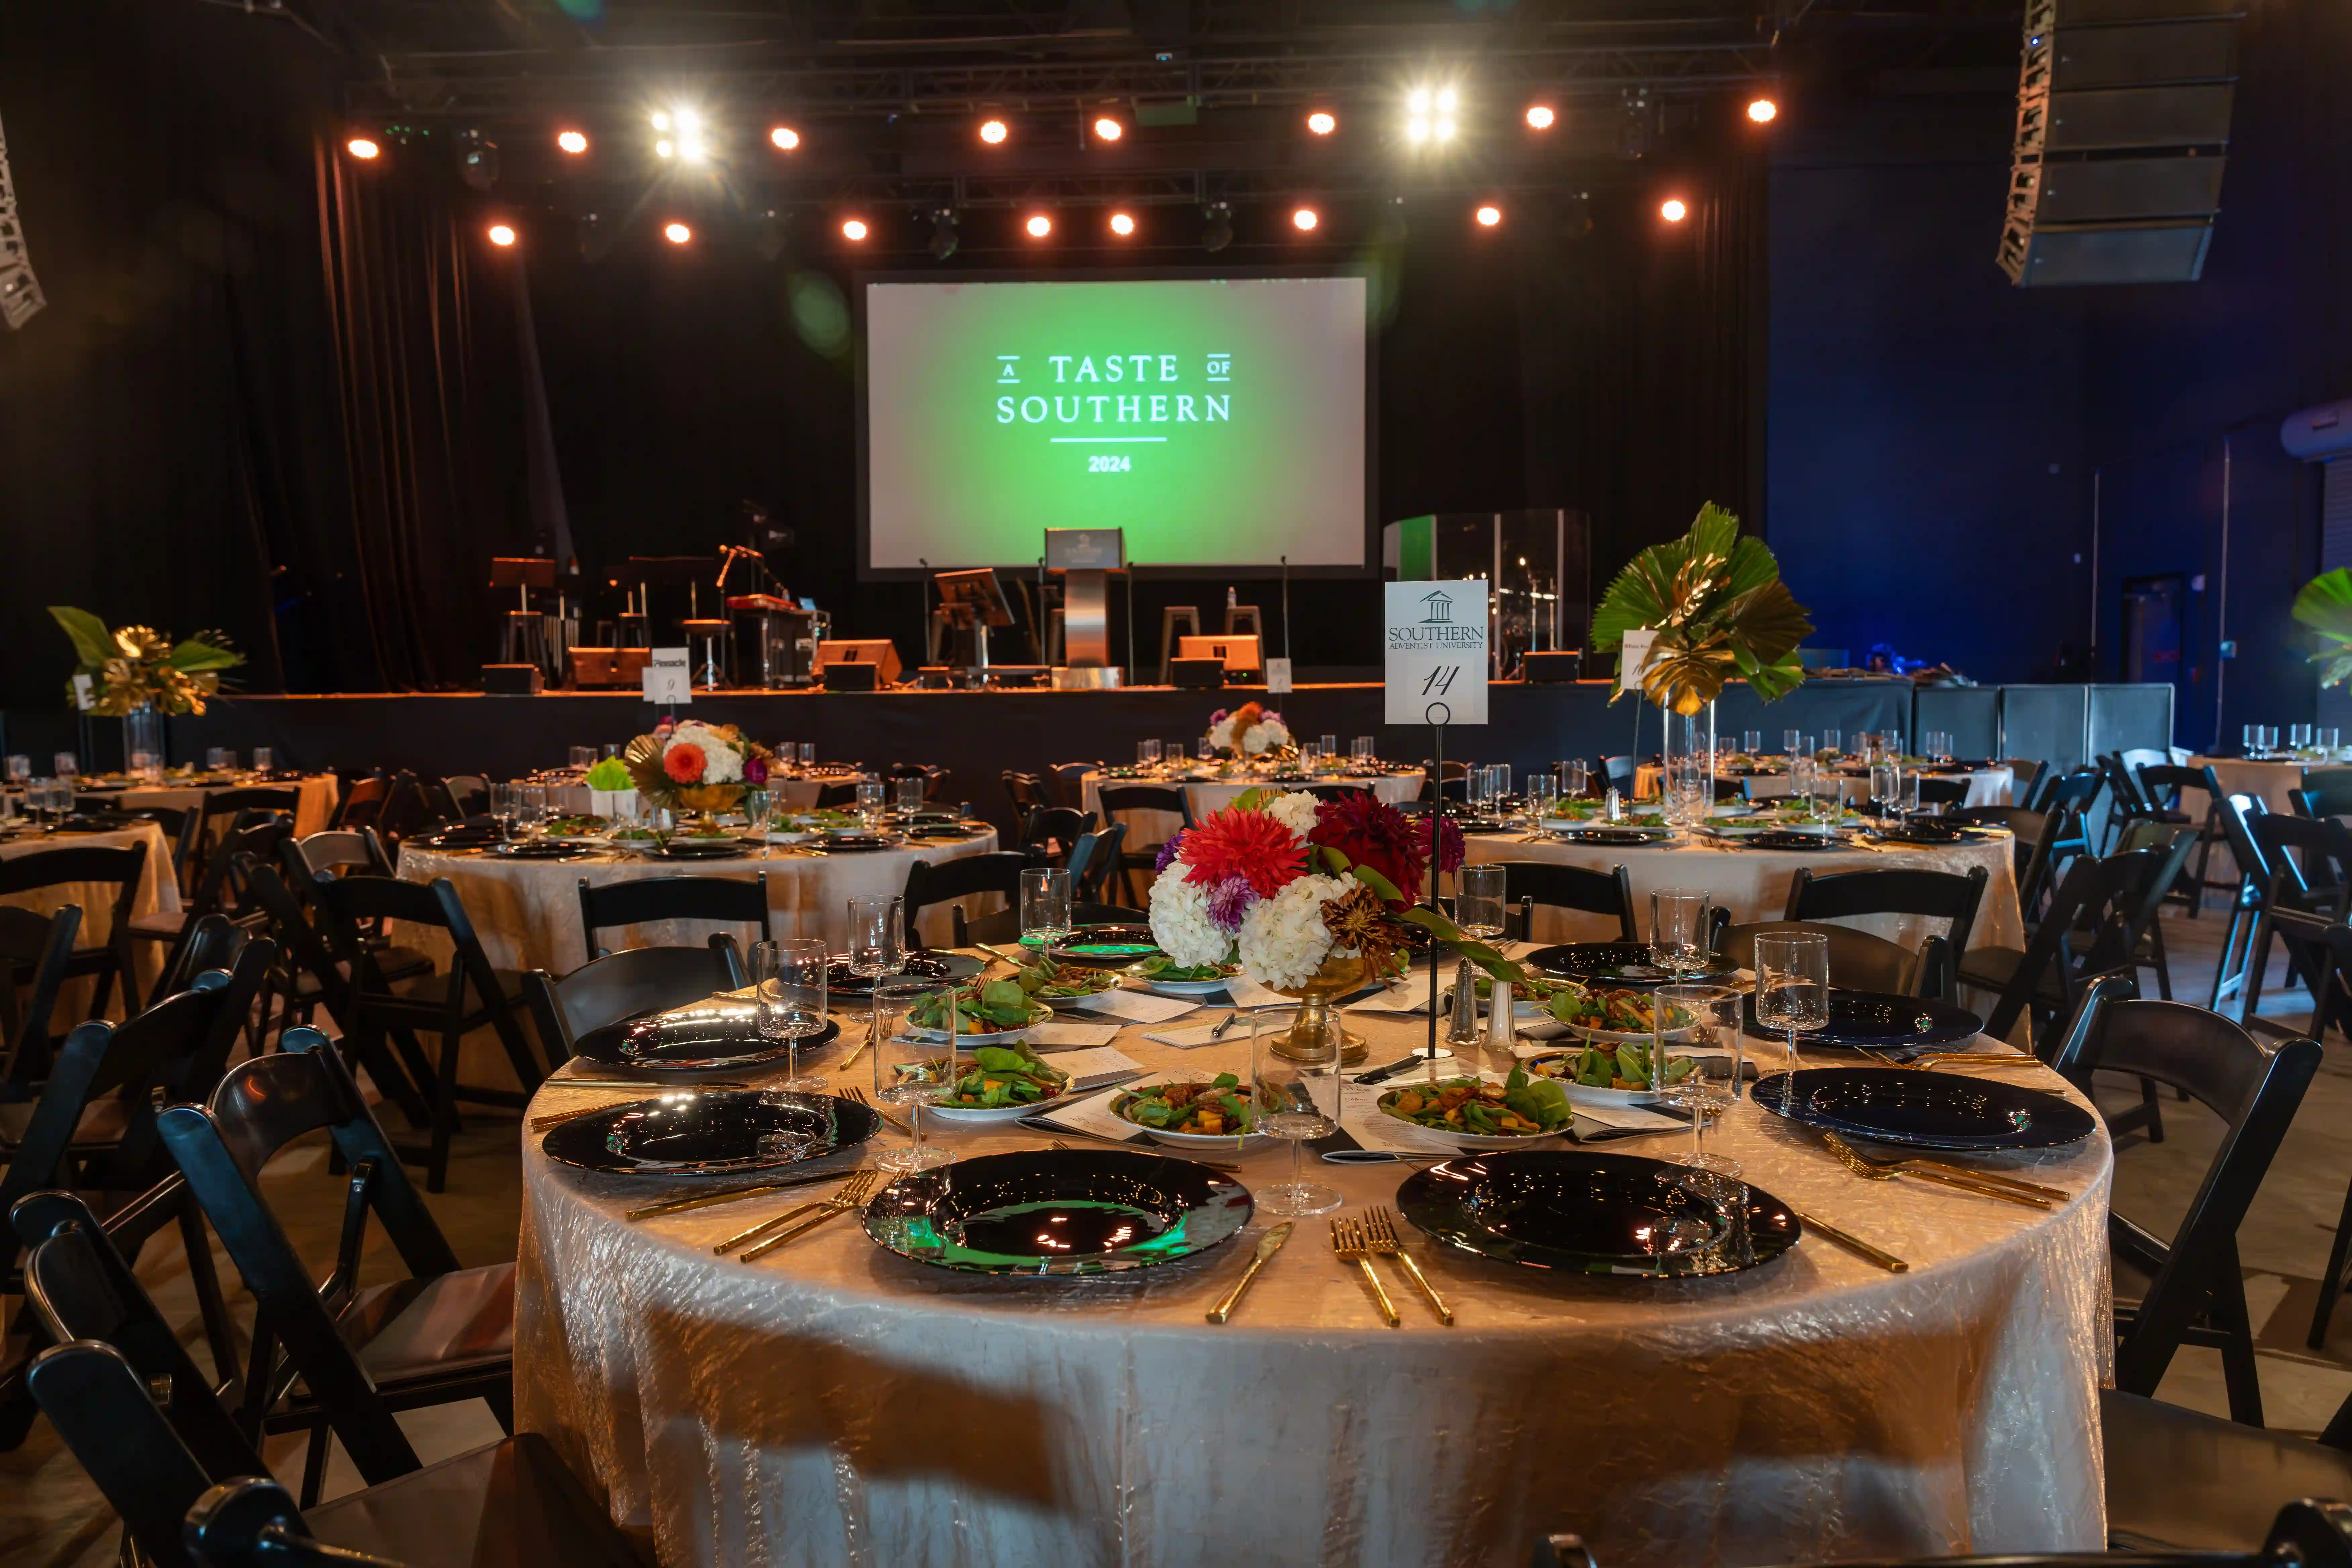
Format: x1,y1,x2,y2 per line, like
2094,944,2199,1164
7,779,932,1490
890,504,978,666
894,776,926,816
855,781,889,827
753,937,831,1091
1657,984,1743,1176
1782,729,1804,759
1318,735,1338,772
1561,759,1589,798
515,783,548,839
1020,867,1073,947
488,782,517,840
205,747,229,772
1649,888,1713,979
53,753,77,784
1753,930,1830,1111
1197,738,1216,763
1741,731,1762,757
798,743,817,770
2293,724,2314,752
1251,1007,1342,1216
1526,776,1559,828
745,788,774,858
1138,739,1162,769
1820,730,1841,760
1456,864,1507,943
872,976,954,1175
569,745,596,773
1352,736,1375,766
252,746,273,774
5,756,29,790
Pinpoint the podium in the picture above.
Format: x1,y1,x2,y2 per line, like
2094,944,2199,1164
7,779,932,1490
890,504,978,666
1045,528,1124,690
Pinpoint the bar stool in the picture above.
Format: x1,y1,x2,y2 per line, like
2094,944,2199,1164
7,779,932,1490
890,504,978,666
682,618,732,689
498,610,544,669
1225,603,1264,639
1156,605,1200,685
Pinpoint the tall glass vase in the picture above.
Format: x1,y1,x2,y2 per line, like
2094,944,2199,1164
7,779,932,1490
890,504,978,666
121,704,164,782
1658,702,1718,827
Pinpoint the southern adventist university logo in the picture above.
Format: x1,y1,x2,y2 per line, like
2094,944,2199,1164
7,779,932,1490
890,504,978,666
1388,586,1484,649
1420,590,1455,626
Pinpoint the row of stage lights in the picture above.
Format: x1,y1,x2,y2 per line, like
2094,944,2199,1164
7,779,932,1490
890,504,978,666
343,82,1778,251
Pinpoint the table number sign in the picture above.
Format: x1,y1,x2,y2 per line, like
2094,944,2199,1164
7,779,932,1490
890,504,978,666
1264,656,1293,694
642,647,692,706
1383,580,1488,727
1617,627,1659,697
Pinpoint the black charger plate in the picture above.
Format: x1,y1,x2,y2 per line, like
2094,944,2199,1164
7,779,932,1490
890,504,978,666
1864,824,1984,846
572,996,841,1070
1550,826,1672,845
818,833,894,852
1524,942,1739,988
862,1147,1253,1276
825,950,981,994
541,1089,877,1176
1397,1150,1801,1278
905,823,981,840
489,841,595,861
1741,988,1982,1051
659,838,751,859
1045,924,1165,968
409,824,502,850
1752,1066,2095,1151
1739,829,1850,851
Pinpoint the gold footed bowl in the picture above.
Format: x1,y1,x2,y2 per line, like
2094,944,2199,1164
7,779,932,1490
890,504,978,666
1269,953,1369,1066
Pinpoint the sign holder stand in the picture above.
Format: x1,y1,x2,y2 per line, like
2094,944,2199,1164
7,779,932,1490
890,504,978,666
1423,704,1453,1074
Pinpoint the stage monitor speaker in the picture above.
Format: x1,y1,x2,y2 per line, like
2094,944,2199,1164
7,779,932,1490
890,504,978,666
482,663,543,696
822,662,880,692
2000,0,2241,287
814,638,903,687
1523,651,1585,684
1171,658,1227,689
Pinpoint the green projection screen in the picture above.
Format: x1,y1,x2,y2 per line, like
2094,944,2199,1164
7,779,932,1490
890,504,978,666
860,273,1371,574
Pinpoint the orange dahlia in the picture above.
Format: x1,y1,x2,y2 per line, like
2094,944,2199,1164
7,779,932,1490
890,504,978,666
662,742,706,784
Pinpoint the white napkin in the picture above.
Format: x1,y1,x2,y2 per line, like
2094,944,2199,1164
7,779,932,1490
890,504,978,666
1065,989,1199,1024
1024,1021,1125,1052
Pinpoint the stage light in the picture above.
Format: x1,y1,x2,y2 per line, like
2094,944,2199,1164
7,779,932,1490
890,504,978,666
1307,110,1336,135
1025,213,1053,239
664,221,692,245
1092,116,1123,142
1475,203,1502,228
346,136,381,160
979,118,1009,145
674,109,701,134
1660,197,1688,223
556,130,588,155
1203,200,1233,254
928,208,959,260
1407,89,1431,114
1436,88,1458,113
1292,206,1318,232
656,140,674,159
770,125,800,151
1109,210,1136,237
842,217,870,242
1525,104,1555,131
679,134,708,163
650,112,671,132
487,224,517,247
1436,117,1457,141
1747,97,1778,124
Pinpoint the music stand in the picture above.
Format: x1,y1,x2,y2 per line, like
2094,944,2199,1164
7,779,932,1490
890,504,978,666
933,569,1014,674
620,556,722,646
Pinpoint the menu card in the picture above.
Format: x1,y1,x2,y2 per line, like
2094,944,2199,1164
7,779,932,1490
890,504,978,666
1032,1045,1144,1089
1066,989,1199,1024
1024,1021,1126,1052
1016,1085,1148,1143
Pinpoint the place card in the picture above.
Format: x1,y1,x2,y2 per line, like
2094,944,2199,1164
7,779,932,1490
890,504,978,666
1029,1044,1143,1089
1065,988,1199,1024
1024,1021,1126,1052
1572,1102,1688,1141
1219,976,1294,1011
1341,971,1434,1015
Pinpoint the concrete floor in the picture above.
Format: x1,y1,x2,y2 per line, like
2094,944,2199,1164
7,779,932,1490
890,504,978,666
7,896,2352,1565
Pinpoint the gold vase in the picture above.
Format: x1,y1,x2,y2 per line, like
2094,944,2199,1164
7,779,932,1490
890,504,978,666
1269,952,1369,1066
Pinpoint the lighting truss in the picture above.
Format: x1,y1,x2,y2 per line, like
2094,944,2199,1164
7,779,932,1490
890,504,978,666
0,109,46,331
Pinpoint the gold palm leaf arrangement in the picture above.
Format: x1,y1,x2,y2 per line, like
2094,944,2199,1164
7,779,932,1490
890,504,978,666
48,606,245,717
1588,502,1814,715
2293,569,2352,689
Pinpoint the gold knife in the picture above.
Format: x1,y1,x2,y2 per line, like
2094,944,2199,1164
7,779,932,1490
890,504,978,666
1207,1222,1296,1323
624,1167,849,1221
975,942,1024,967
1791,1208,1909,1273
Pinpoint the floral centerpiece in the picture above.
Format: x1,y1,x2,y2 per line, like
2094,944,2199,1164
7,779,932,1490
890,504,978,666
621,720,776,820
1147,787,1513,1062
1205,701,1293,762
49,606,244,717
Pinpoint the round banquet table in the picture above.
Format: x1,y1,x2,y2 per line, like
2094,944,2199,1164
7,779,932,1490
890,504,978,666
2183,755,2326,882
75,773,341,838
514,989,2113,1568
1634,765,2014,809
394,829,1000,971
0,822,182,1013
1461,828,2024,953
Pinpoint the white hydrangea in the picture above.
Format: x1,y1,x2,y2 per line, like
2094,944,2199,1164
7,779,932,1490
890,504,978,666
1258,717,1292,748
1240,724,1275,755
668,722,742,784
1206,714,1238,750
1236,873,1353,990
1264,790,1322,841
1148,868,1232,968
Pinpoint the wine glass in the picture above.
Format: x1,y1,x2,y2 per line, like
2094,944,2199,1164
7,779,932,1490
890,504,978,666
1649,889,1713,978
569,745,596,773
1753,931,1829,1111
745,788,774,858
1657,984,1742,1176
1196,738,1216,764
1525,775,1558,829
1741,730,1762,757
1167,740,1187,775
846,895,903,986
1820,730,1841,760
1456,864,1507,943
894,776,926,817
855,781,888,828
52,753,78,787
1318,734,1338,773
489,782,517,840
5,756,30,792
1561,759,1589,798
1138,739,1162,769
798,743,817,771
753,937,831,1091
515,783,548,840
251,746,273,774
1782,729,1803,760
872,976,954,1174
1251,1007,1342,1216
1020,867,1072,947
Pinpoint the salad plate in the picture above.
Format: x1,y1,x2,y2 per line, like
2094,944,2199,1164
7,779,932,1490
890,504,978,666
1397,1150,1801,1278
903,978,1053,1043
540,1089,878,1177
902,1044,1077,1124
1110,1075,1272,1148
862,1148,1253,1277
1377,1069,1574,1150
1124,956,1239,997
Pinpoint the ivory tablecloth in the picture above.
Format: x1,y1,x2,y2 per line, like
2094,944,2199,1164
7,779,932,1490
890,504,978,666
514,996,2112,1568
0,823,182,1013
88,773,342,838
2183,756,2319,882
395,831,1002,971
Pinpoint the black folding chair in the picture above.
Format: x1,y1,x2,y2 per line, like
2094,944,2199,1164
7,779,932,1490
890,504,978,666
17,1193,638,1568
1715,919,1950,1000
1956,847,2155,1058
119,801,203,896
1479,861,1636,943
0,842,146,1016
2297,767,2352,821
2138,761,2223,912
286,826,397,881
959,901,1146,946
524,939,747,1060
1065,823,1127,904
311,875,544,1191
2241,813,2352,1038
1002,770,1051,817
902,851,1032,946
1783,863,1988,989
576,872,772,966
2211,793,2277,1015
2052,979,2322,1426
0,903,80,1085
1098,784,1195,904
1015,805,1093,863
1600,756,1636,798
158,1030,520,1503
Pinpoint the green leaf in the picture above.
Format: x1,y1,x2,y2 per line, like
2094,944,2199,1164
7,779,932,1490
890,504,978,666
1351,862,1404,904
1230,787,1272,814
2294,570,2352,645
973,1046,1026,1072
48,607,115,671
1397,907,1529,985
165,636,244,673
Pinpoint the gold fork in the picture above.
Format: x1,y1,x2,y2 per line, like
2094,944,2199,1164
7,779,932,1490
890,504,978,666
1820,1131,2070,1203
1820,1133,2050,1209
739,1168,884,1262
1330,1217,1400,1326
840,1084,912,1135
713,1168,876,1255
1362,1206,1452,1325
836,1023,877,1071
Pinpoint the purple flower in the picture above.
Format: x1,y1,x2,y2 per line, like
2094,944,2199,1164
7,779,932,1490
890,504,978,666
1208,709,1228,726
1154,831,1187,874
743,755,769,786
1205,874,1259,933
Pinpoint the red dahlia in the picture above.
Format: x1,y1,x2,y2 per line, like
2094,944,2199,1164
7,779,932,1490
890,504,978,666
1307,792,1457,905
1180,804,1307,899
